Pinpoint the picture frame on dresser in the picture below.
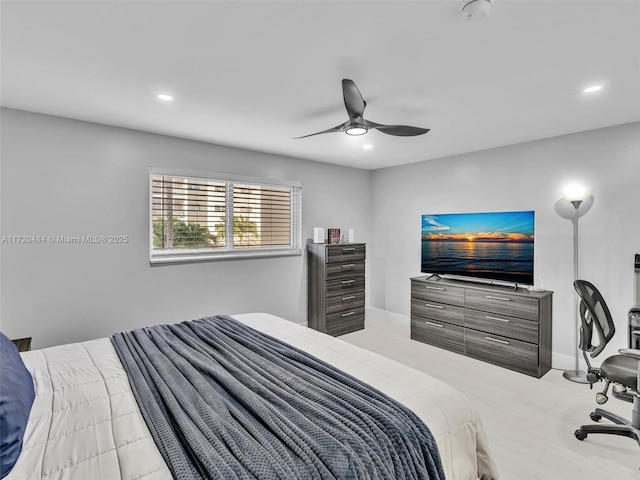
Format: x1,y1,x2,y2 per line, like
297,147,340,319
308,243,366,336
327,228,341,245
410,276,553,378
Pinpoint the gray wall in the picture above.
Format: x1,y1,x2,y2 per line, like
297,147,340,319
0,108,371,348
2,107,638,370
370,122,640,369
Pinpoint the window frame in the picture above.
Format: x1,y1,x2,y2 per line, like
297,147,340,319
149,167,302,265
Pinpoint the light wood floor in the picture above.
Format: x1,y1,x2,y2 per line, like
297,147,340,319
341,316,639,480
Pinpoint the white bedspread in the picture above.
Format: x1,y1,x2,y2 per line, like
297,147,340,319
8,313,498,480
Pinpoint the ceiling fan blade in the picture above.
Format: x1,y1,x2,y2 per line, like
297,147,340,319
342,79,366,118
294,122,348,139
370,124,430,136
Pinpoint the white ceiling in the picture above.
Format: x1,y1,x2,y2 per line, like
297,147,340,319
2,0,639,170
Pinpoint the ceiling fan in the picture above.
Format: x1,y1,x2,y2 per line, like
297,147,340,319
295,79,430,139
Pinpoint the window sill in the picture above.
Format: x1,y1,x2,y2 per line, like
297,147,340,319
150,248,302,266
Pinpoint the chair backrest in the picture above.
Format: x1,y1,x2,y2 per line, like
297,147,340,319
573,280,616,358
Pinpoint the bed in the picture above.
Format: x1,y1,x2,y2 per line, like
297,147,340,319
2,313,499,480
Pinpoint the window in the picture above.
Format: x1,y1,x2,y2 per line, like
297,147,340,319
150,168,302,264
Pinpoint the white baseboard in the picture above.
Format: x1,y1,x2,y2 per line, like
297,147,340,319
552,352,600,372
365,307,409,327
552,352,577,371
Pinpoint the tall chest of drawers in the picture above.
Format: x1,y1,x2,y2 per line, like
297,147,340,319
308,243,366,336
410,276,553,378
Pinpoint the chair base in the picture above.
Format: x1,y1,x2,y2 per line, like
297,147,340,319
574,407,640,447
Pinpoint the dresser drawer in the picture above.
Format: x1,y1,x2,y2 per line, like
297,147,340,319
464,329,538,375
411,298,464,326
326,260,365,279
465,309,538,344
327,244,366,263
411,281,465,307
326,291,365,314
464,289,540,321
326,277,365,296
411,317,465,354
326,307,365,336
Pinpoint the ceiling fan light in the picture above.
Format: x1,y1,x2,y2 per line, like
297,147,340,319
345,125,368,136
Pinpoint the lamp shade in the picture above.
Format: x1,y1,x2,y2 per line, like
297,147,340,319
562,183,592,202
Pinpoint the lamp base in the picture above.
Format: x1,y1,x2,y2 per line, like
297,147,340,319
563,369,589,384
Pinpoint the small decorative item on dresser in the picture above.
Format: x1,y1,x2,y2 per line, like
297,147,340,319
313,227,325,243
328,228,341,244
11,337,32,352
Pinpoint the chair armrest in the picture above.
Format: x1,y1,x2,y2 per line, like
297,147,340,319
619,348,640,360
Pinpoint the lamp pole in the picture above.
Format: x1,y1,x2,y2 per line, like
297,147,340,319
563,199,589,383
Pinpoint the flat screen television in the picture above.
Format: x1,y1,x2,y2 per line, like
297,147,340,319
421,210,535,286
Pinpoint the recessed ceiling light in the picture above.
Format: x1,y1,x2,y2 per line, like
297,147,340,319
583,85,602,93
157,93,174,101
362,144,373,150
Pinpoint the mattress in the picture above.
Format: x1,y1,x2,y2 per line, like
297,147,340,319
7,313,498,480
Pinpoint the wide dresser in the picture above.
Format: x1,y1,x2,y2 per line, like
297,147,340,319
410,276,553,377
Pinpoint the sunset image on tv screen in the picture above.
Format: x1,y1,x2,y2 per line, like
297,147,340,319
421,210,534,284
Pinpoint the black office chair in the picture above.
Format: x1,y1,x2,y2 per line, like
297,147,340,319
572,279,640,446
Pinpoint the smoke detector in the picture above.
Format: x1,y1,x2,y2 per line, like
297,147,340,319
460,0,493,21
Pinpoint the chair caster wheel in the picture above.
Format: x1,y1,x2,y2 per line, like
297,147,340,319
595,393,608,404
575,430,587,441
590,412,602,422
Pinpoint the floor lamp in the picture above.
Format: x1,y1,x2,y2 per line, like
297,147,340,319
562,184,592,384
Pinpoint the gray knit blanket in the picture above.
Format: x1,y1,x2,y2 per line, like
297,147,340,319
111,315,445,479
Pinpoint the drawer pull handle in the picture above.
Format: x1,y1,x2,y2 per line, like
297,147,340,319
341,280,355,284
486,315,510,323
425,321,444,328
486,295,511,301
342,295,356,300
425,286,444,291
424,303,444,309
342,248,356,251
485,336,510,345
342,264,356,268
342,311,356,317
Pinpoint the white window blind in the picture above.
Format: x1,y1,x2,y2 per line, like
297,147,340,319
150,168,302,264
